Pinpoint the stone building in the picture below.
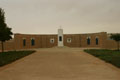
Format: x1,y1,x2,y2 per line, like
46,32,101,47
0,28,119,51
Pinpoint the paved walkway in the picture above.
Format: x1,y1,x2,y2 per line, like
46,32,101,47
0,48,120,80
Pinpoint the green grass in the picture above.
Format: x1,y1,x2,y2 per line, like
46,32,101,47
0,50,35,67
84,49,120,68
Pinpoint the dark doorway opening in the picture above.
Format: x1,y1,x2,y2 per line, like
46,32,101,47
59,36,62,41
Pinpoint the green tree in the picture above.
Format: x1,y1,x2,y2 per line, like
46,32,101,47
110,34,120,51
0,8,13,52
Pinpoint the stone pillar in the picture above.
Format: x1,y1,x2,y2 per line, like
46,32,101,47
58,28,64,47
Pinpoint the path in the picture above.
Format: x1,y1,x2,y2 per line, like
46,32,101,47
0,48,120,80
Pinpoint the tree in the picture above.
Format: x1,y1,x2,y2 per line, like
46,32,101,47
110,34,120,51
0,8,13,52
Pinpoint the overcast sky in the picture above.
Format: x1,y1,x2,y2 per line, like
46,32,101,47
0,0,120,34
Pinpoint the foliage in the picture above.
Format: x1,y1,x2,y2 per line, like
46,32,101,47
84,49,120,68
0,50,35,66
110,34,120,42
110,34,120,50
0,8,13,52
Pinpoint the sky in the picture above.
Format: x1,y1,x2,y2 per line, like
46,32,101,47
0,0,120,34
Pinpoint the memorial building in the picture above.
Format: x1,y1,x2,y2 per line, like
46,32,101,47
0,28,119,51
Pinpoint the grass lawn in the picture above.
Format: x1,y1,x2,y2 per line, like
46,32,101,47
84,49,120,68
0,50,35,67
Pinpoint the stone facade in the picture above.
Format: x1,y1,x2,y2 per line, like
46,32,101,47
0,31,120,51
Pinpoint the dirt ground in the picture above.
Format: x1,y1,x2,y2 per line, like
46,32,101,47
0,47,120,80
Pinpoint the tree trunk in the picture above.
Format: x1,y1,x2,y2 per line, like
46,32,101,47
1,41,4,52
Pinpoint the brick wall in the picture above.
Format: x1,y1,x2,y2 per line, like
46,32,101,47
0,40,15,52
64,32,107,48
64,34,81,47
14,34,58,50
0,32,119,51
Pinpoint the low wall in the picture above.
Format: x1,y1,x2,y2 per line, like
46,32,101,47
0,40,15,52
104,39,120,49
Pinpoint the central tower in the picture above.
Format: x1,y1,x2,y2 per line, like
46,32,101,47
58,28,64,47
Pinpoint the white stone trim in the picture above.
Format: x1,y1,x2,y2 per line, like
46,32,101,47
58,28,64,47
95,36,99,39
67,38,72,43
22,38,26,40
50,38,55,43
31,38,35,40
87,36,91,39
